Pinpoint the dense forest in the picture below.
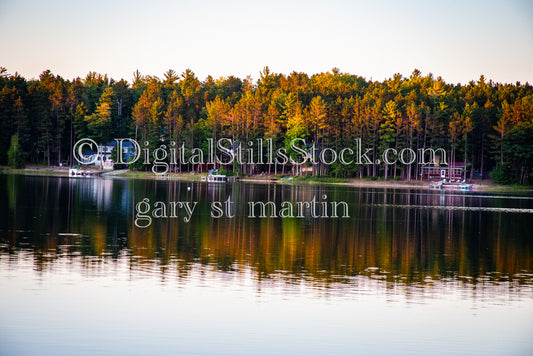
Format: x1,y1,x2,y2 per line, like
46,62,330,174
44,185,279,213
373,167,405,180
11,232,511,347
1,66,532,184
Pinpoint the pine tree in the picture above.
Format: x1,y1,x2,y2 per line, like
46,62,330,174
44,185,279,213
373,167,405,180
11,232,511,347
73,102,89,139
8,134,25,168
85,87,115,142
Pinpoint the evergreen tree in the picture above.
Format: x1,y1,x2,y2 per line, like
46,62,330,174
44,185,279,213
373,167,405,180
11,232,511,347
7,133,25,168
85,87,115,142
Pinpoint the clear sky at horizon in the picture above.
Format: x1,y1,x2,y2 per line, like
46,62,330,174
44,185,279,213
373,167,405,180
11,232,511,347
1,0,532,84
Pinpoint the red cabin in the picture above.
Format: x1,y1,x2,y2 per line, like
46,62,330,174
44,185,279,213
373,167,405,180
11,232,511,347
422,162,465,180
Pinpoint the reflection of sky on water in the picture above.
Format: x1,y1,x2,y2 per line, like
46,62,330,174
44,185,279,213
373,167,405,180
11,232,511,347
3,251,532,303
2,175,533,355
1,252,532,356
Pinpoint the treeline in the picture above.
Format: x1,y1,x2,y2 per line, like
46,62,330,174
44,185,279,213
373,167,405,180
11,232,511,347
1,66,532,183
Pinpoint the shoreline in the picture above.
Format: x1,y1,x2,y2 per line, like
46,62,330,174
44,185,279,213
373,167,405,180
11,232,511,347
1,166,532,193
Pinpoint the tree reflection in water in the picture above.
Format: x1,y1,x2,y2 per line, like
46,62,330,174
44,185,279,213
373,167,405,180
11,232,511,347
1,174,532,300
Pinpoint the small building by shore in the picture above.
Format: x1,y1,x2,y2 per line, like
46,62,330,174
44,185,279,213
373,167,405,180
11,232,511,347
422,162,465,180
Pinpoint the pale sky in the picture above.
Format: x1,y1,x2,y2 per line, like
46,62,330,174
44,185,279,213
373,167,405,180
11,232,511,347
1,0,532,84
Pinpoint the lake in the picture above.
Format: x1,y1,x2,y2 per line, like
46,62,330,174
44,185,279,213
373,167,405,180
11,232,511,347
1,174,533,355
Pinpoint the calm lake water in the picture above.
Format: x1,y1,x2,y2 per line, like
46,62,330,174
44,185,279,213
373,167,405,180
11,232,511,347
1,174,533,355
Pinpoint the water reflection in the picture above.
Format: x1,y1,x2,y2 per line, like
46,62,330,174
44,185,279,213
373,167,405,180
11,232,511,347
1,174,533,301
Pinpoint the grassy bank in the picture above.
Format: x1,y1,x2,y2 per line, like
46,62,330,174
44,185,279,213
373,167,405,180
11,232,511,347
111,171,203,181
2,166,532,193
109,171,532,193
0,166,69,176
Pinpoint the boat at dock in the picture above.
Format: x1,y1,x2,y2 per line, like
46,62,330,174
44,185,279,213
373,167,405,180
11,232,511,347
201,174,228,183
429,179,472,190
200,168,242,183
68,168,99,177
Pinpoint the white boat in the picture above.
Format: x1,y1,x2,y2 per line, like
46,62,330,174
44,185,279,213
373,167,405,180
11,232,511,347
430,179,472,190
69,168,83,177
201,174,227,183
429,180,443,189
69,168,97,177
